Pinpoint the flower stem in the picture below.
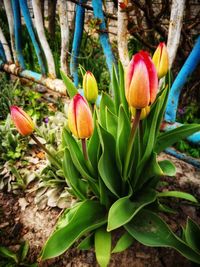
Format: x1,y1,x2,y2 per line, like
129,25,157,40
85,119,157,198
123,109,141,180
30,134,62,169
81,138,88,161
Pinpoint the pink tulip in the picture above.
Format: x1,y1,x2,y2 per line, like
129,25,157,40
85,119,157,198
125,51,158,109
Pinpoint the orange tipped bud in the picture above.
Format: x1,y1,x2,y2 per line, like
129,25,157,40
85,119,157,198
152,42,169,79
125,51,158,109
83,71,98,104
10,106,35,136
131,106,150,120
68,94,94,139
119,0,128,9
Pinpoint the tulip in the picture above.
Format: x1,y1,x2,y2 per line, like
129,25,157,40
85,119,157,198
83,71,98,104
125,51,158,109
131,106,150,120
10,106,35,136
68,94,93,139
119,0,128,9
152,42,169,79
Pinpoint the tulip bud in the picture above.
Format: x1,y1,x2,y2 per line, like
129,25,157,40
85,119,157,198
119,0,128,9
10,106,35,136
131,106,150,120
68,94,94,139
152,42,169,79
83,71,98,104
125,51,158,109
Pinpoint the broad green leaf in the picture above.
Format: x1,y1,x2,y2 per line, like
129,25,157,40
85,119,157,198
157,191,198,203
111,65,120,114
99,92,115,127
107,189,156,231
118,61,129,116
105,107,118,138
155,124,200,154
62,129,95,182
88,112,100,174
185,218,200,252
125,209,200,264
0,246,18,263
95,227,111,267
97,124,121,197
112,232,134,253
60,69,78,98
78,234,94,250
134,152,163,191
63,148,88,200
158,160,176,176
41,200,107,260
116,105,131,174
18,241,29,262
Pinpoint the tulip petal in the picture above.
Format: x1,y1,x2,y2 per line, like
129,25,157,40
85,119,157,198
68,100,78,138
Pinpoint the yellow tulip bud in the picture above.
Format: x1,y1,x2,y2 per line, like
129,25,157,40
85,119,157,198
131,106,150,120
83,71,98,104
152,42,169,79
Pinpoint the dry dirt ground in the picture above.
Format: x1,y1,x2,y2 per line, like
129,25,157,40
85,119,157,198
0,153,200,267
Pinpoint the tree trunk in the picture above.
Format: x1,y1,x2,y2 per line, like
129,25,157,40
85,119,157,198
58,0,69,74
32,0,56,77
118,6,129,68
167,0,186,68
0,26,12,62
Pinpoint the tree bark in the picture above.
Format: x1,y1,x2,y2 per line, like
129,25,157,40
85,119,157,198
32,0,56,77
167,0,186,68
0,26,12,62
58,0,69,74
48,0,57,39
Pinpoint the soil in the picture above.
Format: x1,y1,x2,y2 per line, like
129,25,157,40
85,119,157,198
0,153,200,267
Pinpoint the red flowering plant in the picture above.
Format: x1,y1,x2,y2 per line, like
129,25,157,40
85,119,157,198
11,45,200,266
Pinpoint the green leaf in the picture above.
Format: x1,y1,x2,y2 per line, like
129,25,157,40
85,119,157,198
111,65,120,114
78,234,94,250
185,218,200,252
105,107,118,138
157,191,198,203
0,246,18,263
99,93,115,127
95,227,111,267
155,124,200,154
63,148,88,200
116,105,131,174
107,189,156,231
18,240,29,262
112,232,134,253
60,69,78,98
62,129,95,183
125,209,200,264
118,61,129,116
97,124,121,197
158,160,176,176
41,200,107,260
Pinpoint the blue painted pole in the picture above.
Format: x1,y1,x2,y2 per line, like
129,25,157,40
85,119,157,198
70,0,87,86
18,0,47,75
0,42,7,62
165,148,200,169
165,36,200,123
11,0,25,68
91,0,116,77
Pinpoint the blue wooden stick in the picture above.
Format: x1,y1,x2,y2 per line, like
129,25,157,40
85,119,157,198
165,36,200,123
11,0,25,68
0,42,7,62
91,0,116,77
18,0,47,75
70,0,87,86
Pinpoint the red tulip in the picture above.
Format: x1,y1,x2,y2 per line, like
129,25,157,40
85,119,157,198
10,106,35,136
68,94,93,139
152,42,169,79
125,51,158,109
